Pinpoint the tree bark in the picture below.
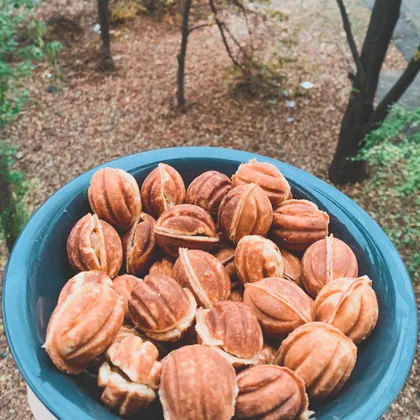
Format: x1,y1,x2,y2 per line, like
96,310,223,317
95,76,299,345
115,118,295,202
329,0,402,184
177,0,193,109
97,0,114,70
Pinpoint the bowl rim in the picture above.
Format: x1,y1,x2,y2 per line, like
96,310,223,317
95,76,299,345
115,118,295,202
2,146,418,420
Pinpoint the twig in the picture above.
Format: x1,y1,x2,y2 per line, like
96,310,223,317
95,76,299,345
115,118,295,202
369,45,420,126
188,23,213,35
336,0,365,80
208,0,246,73
221,22,252,64
231,0,254,54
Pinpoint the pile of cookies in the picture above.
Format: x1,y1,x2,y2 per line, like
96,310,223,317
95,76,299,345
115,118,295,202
45,159,379,419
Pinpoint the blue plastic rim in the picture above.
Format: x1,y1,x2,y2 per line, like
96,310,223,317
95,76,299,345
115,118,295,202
2,147,418,420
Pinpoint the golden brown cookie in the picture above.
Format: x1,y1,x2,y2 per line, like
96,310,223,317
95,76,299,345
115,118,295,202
195,301,263,366
128,273,196,341
141,163,186,218
218,184,273,244
159,345,238,420
275,322,357,400
302,234,358,297
315,276,378,344
67,213,123,278
88,167,141,229
270,199,329,252
232,159,292,209
172,248,230,308
154,204,219,257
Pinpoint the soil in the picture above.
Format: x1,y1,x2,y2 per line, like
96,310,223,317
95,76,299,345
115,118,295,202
0,0,418,419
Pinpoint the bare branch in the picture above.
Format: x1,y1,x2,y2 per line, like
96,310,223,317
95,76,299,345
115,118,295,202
221,22,253,63
231,0,254,54
336,0,364,80
208,0,246,73
188,23,213,35
369,45,420,126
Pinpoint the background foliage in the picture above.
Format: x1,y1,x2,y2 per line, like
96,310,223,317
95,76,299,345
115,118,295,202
356,106,420,282
0,0,62,247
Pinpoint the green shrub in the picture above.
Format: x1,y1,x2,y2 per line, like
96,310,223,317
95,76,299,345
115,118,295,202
223,4,299,98
1,0,62,249
356,106,420,282
0,142,28,248
1,0,63,128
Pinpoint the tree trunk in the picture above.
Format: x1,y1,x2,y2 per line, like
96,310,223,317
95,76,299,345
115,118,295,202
329,0,402,184
0,170,18,252
329,91,370,184
97,0,114,70
177,0,193,109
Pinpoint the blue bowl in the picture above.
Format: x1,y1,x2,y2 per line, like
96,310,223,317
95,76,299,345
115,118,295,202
2,147,417,420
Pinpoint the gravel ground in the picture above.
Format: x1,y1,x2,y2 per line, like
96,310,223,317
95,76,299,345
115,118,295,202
0,0,418,418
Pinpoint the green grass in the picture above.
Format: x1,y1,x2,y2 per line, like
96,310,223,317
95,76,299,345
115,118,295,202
355,106,420,282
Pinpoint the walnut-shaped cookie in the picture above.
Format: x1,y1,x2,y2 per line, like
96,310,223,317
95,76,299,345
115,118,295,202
104,330,162,386
115,325,169,359
67,213,123,278
270,199,329,252
282,250,303,287
98,330,162,416
218,184,273,244
186,170,233,216
214,245,237,285
57,270,112,305
195,301,263,366
149,257,174,277
121,212,156,275
98,363,156,416
302,235,359,297
315,276,378,344
275,322,357,400
88,167,141,229
154,204,219,257
172,248,230,308
128,273,196,341
113,275,142,321
97,329,162,416
235,365,310,420
235,235,284,285
45,272,124,374
141,163,186,218
159,345,238,420
232,159,292,209
244,278,315,338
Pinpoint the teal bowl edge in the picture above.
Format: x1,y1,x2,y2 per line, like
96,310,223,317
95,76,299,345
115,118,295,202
2,146,418,420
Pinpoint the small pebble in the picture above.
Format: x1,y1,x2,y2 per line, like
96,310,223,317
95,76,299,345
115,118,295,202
300,81,314,89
